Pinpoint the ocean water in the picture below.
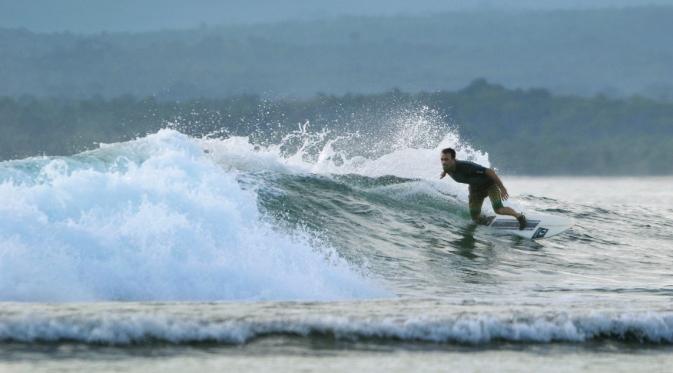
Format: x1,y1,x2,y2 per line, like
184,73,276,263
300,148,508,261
1,122,672,372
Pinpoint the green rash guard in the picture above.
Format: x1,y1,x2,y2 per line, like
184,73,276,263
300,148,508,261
445,160,494,189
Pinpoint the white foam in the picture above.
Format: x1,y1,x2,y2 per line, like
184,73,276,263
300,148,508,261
0,130,386,302
1,308,671,345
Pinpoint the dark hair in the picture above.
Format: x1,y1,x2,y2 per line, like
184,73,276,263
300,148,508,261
441,148,456,159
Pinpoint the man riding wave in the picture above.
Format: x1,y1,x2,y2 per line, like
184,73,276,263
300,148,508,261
440,148,527,230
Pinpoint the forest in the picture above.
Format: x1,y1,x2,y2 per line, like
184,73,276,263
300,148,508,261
2,6,673,100
2,79,671,175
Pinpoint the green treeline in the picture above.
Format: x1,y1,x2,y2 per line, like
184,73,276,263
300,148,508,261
1,80,672,175
2,6,673,100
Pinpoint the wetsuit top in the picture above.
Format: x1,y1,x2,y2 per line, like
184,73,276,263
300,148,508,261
445,160,494,189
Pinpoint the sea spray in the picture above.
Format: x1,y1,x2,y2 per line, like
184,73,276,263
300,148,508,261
201,105,490,180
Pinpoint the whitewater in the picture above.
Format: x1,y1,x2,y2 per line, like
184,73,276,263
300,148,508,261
1,112,672,371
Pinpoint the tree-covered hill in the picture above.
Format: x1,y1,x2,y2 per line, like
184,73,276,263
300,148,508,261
1,80,671,175
2,6,673,100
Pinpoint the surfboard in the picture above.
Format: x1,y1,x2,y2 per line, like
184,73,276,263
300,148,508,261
484,213,573,240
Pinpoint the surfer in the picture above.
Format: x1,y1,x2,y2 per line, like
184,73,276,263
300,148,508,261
440,148,527,229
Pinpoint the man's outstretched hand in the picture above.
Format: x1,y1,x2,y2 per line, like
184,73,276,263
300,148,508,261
500,187,509,200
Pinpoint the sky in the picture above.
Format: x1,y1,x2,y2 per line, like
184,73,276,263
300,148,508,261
2,0,672,33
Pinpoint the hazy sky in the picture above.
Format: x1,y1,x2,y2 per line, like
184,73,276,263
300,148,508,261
2,0,673,33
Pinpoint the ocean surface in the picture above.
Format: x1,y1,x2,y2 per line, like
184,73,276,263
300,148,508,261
0,120,672,372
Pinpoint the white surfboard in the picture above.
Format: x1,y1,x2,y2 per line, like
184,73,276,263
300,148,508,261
485,213,573,240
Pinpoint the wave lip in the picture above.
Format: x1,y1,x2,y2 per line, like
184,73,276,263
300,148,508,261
1,307,671,345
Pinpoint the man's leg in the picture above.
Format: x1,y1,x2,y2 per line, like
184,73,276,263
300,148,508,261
468,188,489,224
488,186,521,218
494,206,521,218
488,186,527,229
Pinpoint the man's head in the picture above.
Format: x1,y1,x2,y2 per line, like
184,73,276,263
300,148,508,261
441,148,456,169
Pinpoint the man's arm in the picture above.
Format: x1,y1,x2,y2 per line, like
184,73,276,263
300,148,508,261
485,169,509,200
